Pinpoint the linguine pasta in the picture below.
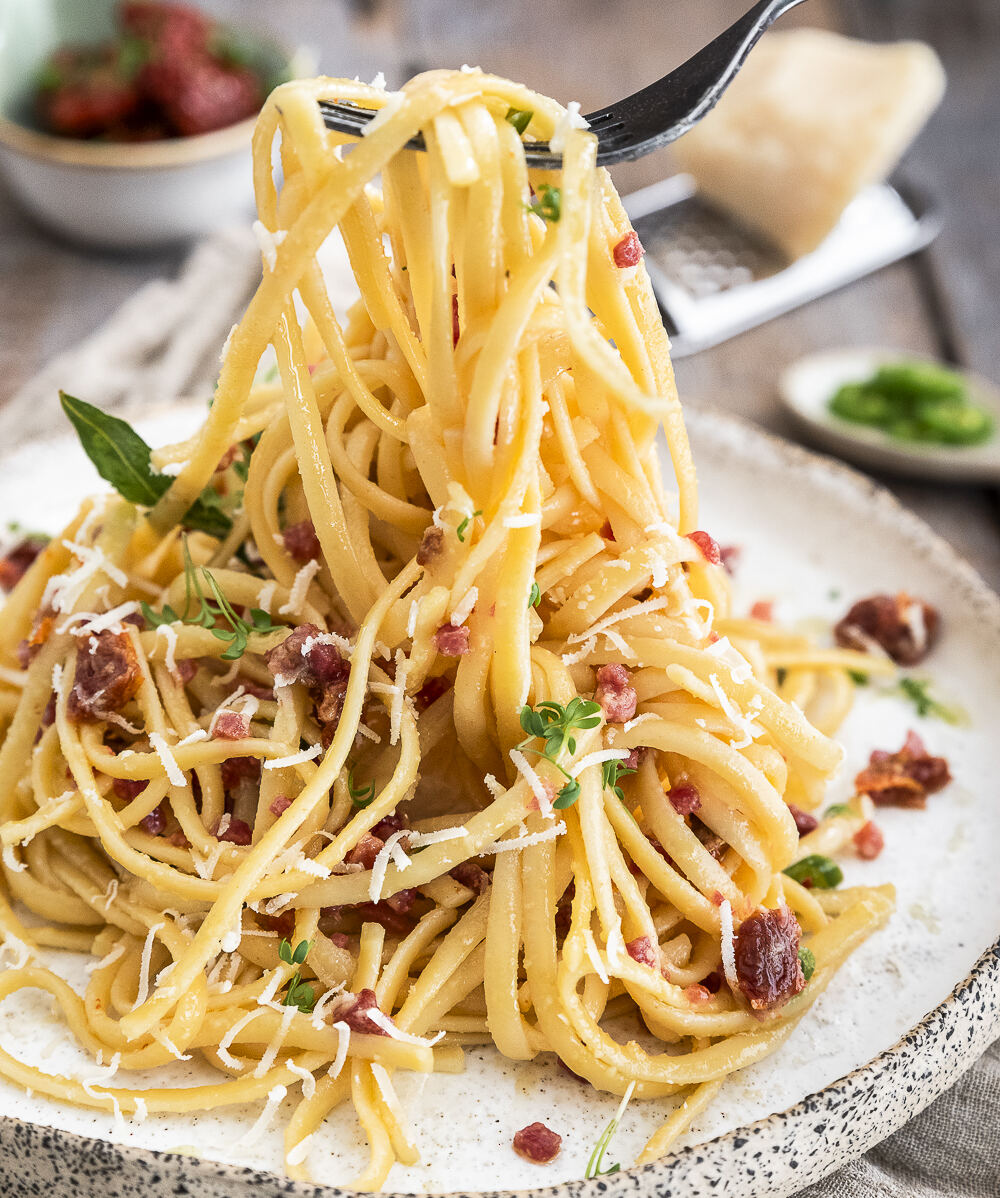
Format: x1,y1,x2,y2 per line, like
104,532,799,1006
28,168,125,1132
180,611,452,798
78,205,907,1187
0,70,895,1189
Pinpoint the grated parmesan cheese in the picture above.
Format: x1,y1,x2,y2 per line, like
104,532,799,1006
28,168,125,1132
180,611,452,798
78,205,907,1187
409,826,467,848
310,985,347,1030
252,220,287,272
149,733,185,787
561,635,597,666
327,1020,351,1078
623,711,656,733
365,1008,445,1046
286,1060,317,1101
483,773,506,799
570,748,630,778
176,728,208,748
720,899,739,993
406,597,421,638
256,580,278,615
220,322,238,363
508,749,552,814
481,822,566,854
254,1003,296,1079
155,623,179,676
582,930,610,985
566,595,672,645
2,845,26,873
236,1084,287,1146
389,649,409,747
133,1097,148,1123
548,101,589,154
57,600,141,637
450,586,478,627
368,829,413,902
85,941,126,975
287,1134,313,1167
263,743,322,770
502,513,540,528
217,1009,261,1068
708,672,763,749
130,923,164,1012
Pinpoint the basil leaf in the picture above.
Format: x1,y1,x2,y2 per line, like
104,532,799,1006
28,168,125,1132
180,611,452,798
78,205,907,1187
61,391,170,507
783,854,843,890
798,946,816,981
60,392,233,539
505,107,533,135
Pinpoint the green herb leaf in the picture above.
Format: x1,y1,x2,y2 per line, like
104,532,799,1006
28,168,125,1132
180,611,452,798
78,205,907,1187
553,778,581,809
601,758,635,802
775,667,787,687
847,670,869,685
897,677,962,724
529,581,541,608
61,392,169,508
585,1097,630,1179
456,509,482,543
292,939,311,966
60,393,233,539
278,938,294,965
527,183,561,223
505,106,534,135
824,803,852,819
348,765,376,807
783,854,843,890
798,946,816,982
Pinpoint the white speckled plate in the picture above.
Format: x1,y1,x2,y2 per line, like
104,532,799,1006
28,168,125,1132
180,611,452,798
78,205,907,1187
0,404,997,1198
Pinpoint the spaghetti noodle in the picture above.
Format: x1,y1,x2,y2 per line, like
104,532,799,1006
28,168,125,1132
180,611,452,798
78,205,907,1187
0,70,894,1188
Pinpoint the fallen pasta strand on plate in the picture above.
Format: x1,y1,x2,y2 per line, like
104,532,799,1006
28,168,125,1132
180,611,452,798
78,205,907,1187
0,69,895,1189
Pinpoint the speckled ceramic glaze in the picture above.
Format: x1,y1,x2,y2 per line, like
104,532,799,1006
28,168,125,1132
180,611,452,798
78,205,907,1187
1,408,998,1197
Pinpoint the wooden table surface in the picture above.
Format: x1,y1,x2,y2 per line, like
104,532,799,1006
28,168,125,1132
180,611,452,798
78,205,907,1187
1,0,997,589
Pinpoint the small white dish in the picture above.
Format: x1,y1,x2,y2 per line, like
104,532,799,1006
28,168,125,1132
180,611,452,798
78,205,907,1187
0,0,295,249
779,346,1000,484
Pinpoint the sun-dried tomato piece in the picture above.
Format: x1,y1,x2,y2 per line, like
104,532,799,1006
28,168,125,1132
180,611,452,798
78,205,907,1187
733,905,805,1011
67,631,142,723
834,592,939,665
854,729,951,809
787,803,818,837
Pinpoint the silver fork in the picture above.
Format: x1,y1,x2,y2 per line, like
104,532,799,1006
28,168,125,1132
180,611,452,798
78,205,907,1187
317,0,806,166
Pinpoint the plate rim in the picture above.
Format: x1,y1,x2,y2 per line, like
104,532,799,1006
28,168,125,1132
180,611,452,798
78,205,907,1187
0,404,997,1198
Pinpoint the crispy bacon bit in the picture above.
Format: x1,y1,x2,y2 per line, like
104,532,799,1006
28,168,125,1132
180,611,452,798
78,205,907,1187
512,1122,562,1164
788,804,818,837
67,631,142,723
693,818,726,860
684,983,713,1004
139,802,168,837
221,755,261,791
599,519,615,541
612,231,644,268
734,905,805,1011
384,888,416,915
669,782,701,815
328,932,350,949
626,935,657,968
265,623,350,734
854,730,951,809
112,776,147,802
269,794,293,817
346,833,384,870
854,820,885,860
450,862,490,894
0,539,46,590
750,599,774,622
40,693,56,730
354,900,416,935
433,623,470,656
175,658,198,685
215,817,253,846
622,746,648,772
700,970,723,994
282,520,321,563
168,829,190,849
213,710,250,740
415,675,451,711
686,530,721,566
239,678,274,701
595,663,637,723
257,909,296,939
371,811,408,841
719,545,740,575
333,988,389,1035
834,592,940,666
416,526,445,567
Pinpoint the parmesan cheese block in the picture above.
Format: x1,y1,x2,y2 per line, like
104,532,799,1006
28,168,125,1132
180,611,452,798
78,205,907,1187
672,29,946,258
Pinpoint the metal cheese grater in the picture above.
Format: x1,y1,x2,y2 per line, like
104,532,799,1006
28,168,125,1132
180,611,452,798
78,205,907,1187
624,173,941,357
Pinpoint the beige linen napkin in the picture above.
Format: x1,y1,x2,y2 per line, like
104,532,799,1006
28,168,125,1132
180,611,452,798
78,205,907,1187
2,230,994,1197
